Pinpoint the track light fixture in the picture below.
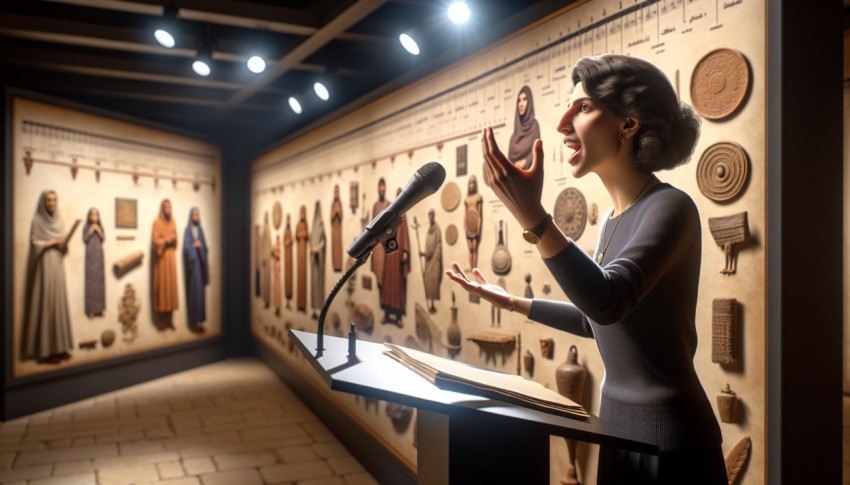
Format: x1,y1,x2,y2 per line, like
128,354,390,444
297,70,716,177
154,4,178,48
193,36,213,77
288,97,302,114
247,55,266,74
398,33,420,55
313,82,329,101
448,2,471,24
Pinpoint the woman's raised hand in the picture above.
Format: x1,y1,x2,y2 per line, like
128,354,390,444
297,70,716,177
445,262,514,310
481,127,547,229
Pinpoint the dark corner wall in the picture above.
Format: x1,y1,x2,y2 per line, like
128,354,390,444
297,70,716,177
768,1,844,484
0,86,255,421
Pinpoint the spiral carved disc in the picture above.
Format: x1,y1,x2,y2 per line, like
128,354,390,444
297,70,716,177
696,142,749,202
553,187,587,240
690,48,750,120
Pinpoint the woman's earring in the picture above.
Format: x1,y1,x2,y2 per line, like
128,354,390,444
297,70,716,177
617,131,627,145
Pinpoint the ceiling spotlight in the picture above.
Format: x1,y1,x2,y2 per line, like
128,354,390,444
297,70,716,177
288,97,302,114
314,82,329,101
192,59,211,76
154,4,178,48
399,33,420,56
193,36,213,77
247,55,266,74
448,2,471,24
154,29,175,48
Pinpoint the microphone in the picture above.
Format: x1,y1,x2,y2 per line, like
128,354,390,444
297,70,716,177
348,161,446,259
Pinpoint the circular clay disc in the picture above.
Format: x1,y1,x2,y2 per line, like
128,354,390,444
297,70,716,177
690,48,750,120
696,141,749,202
491,246,512,275
441,182,461,212
445,224,459,246
553,187,588,240
272,201,283,229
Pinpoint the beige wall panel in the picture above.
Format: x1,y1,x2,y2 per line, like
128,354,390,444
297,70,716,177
252,0,766,483
12,97,223,379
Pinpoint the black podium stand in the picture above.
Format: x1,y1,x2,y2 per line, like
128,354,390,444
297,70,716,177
290,330,656,484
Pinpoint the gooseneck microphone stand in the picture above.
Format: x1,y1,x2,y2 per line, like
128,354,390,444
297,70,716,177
314,250,370,358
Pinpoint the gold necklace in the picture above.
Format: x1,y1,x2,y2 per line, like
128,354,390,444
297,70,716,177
596,177,656,265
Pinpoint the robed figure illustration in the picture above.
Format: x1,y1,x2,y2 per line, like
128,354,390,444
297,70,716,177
371,178,391,288
508,85,541,170
380,187,411,327
464,175,483,270
152,199,179,329
331,184,344,272
23,190,74,362
272,234,282,315
310,201,327,319
260,212,272,308
295,205,309,313
284,214,294,309
183,207,209,332
83,207,105,318
421,207,442,314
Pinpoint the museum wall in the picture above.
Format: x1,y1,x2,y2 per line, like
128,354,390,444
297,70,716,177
251,0,766,483
3,93,226,417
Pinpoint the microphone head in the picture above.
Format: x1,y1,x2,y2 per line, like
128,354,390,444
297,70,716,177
416,162,447,193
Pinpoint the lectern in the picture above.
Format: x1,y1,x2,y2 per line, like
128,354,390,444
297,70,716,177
290,329,656,484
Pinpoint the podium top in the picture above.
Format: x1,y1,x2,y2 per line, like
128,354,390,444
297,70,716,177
290,329,657,454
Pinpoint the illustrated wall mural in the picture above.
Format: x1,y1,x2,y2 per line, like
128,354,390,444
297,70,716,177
251,0,765,482
11,97,223,378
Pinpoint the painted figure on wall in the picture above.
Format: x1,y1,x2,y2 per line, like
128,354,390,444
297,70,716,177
23,190,74,362
371,178,391,289
284,213,293,309
310,201,327,319
331,184,344,272
380,187,411,327
421,207,442,314
183,207,209,332
295,205,309,313
152,199,179,330
261,212,272,309
272,234,282,315
83,207,105,318
508,85,541,170
464,175,483,270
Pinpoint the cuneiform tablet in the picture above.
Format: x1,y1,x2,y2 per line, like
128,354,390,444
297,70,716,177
691,48,750,120
711,298,737,365
697,142,749,202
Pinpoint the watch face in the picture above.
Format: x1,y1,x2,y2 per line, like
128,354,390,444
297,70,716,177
553,187,587,240
522,231,540,244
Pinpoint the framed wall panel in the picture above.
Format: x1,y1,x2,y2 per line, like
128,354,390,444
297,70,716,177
9,96,223,380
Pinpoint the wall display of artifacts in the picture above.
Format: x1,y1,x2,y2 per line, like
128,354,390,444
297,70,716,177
251,0,766,482
10,97,222,379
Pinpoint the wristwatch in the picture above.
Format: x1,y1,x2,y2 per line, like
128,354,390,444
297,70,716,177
522,213,552,244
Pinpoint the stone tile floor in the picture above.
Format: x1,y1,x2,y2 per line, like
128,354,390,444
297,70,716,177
0,359,378,485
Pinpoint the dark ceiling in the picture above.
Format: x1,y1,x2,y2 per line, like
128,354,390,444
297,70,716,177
0,0,574,151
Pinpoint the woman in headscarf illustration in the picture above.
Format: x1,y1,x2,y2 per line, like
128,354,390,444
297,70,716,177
183,207,209,332
508,85,541,170
23,190,74,362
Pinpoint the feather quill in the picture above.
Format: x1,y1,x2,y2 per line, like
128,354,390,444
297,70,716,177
725,436,751,485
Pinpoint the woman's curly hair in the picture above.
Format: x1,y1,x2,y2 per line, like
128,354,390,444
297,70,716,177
571,54,700,172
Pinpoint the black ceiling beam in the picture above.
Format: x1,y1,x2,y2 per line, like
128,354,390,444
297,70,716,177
214,0,388,115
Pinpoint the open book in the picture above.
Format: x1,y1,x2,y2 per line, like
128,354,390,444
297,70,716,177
384,343,589,421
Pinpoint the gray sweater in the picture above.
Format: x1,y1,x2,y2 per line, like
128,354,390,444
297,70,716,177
528,183,721,451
